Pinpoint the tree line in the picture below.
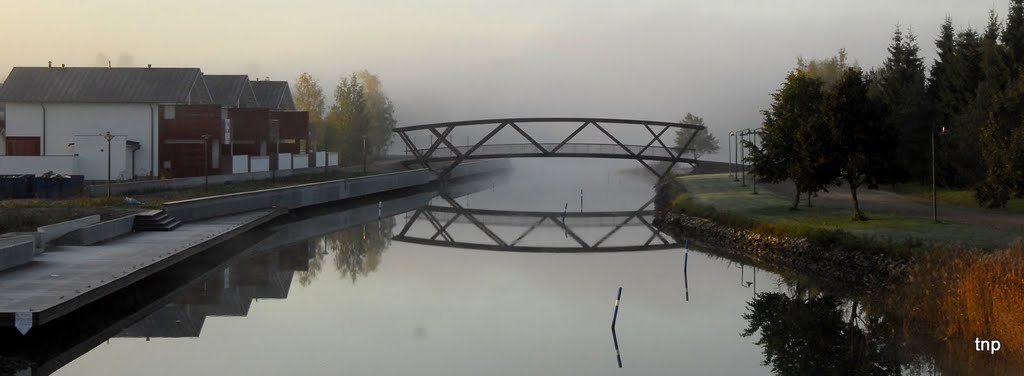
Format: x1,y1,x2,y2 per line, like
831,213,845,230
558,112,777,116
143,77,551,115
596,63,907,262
292,70,396,166
748,1,1024,218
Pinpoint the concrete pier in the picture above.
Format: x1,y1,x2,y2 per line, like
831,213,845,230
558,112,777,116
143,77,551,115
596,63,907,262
0,210,281,330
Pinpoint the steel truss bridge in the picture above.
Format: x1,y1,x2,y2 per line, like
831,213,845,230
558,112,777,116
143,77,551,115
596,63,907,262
394,117,705,180
393,195,677,253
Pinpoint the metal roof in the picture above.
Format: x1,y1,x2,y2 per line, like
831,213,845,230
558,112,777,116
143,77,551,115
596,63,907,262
0,67,206,104
250,80,295,111
205,75,251,107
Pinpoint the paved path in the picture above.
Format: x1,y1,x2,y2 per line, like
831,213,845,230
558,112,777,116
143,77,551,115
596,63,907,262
760,182,1024,230
0,210,280,330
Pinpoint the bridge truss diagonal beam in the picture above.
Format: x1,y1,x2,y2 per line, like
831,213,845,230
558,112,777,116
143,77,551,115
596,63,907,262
395,117,706,180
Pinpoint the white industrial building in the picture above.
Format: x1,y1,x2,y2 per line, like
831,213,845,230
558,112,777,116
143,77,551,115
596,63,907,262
0,66,213,180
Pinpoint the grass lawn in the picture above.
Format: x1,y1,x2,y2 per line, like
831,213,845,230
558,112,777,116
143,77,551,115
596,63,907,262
672,173,1022,250
889,183,1024,213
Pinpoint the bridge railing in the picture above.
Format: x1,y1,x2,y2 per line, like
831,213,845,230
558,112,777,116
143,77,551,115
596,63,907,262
408,143,686,159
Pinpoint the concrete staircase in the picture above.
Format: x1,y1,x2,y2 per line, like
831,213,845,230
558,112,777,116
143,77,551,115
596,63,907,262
133,210,182,232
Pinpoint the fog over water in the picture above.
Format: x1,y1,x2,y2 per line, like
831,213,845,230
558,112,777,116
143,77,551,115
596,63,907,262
0,0,1010,161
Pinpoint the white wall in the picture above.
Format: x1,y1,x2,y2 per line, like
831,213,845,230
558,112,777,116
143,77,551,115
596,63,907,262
327,152,338,166
314,151,326,167
0,156,77,175
5,103,44,138
74,135,128,180
5,103,158,177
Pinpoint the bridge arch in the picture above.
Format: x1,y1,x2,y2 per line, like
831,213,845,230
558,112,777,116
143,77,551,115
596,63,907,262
393,117,705,179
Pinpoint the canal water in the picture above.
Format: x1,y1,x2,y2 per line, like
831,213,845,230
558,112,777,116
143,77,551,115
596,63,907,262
2,160,1010,375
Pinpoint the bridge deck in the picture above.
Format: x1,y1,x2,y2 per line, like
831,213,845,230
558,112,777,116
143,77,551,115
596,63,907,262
405,143,696,163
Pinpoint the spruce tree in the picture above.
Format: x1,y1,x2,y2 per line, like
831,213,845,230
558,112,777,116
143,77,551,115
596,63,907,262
1002,0,1024,77
945,28,985,187
877,26,929,184
978,71,1024,207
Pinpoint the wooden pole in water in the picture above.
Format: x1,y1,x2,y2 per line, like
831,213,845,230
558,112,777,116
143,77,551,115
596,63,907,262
611,287,622,329
684,239,689,273
684,239,689,301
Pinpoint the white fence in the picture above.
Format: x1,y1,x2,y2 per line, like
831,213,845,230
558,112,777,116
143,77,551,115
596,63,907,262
0,155,78,176
232,155,249,174
278,153,293,170
292,154,309,169
315,152,327,167
250,156,271,172
228,153,335,174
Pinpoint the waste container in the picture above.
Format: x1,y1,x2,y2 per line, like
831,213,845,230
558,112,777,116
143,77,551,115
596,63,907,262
57,175,85,198
0,175,35,199
34,177,59,198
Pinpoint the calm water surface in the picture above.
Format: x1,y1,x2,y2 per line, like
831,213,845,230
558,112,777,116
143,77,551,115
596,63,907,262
11,160,997,375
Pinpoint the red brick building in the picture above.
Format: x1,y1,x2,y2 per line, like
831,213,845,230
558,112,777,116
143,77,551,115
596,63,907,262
251,80,309,155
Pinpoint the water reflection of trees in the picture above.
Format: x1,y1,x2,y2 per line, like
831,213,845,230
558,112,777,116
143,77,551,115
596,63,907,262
297,217,396,286
742,290,903,376
744,248,1024,376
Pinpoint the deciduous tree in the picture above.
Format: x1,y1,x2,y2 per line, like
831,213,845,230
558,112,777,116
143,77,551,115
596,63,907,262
293,72,326,149
825,68,898,220
674,113,719,160
747,71,839,210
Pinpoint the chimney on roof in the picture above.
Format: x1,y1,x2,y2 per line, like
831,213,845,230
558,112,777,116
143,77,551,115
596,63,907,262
48,61,52,68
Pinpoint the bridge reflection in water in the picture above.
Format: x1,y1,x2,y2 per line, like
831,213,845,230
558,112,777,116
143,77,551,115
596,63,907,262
394,195,676,253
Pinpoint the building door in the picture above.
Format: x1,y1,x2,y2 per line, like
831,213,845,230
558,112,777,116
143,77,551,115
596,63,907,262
5,137,40,156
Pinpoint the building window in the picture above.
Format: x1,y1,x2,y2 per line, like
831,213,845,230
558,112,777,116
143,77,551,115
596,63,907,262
163,105,175,120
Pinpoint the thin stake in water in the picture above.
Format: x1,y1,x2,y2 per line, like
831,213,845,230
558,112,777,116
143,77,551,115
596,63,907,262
612,325,623,368
611,287,623,368
684,239,690,301
684,239,689,274
611,287,622,329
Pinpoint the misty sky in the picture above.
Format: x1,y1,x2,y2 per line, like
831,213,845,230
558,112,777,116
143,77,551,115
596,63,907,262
0,0,1010,160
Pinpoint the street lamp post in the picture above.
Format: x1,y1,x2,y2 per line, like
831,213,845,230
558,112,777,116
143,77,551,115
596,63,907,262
728,131,734,177
740,129,748,187
748,129,762,194
362,135,367,174
103,131,113,197
734,130,740,182
932,126,949,224
201,134,212,190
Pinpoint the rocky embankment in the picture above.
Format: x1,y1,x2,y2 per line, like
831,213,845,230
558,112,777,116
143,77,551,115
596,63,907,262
652,183,909,290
